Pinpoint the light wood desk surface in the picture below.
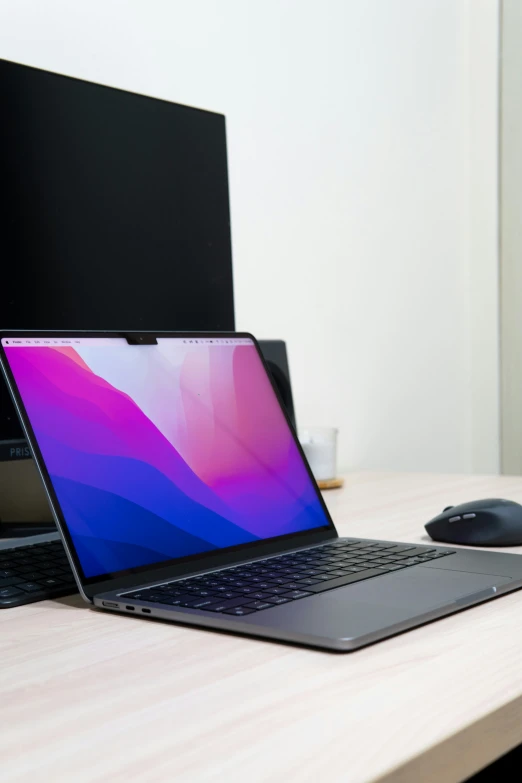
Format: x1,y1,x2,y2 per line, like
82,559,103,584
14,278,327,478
3,471,522,783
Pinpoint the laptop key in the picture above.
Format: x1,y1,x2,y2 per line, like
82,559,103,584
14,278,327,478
17,572,45,582
373,543,400,550
14,565,35,574
181,597,217,609
384,545,417,554
306,569,388,592
322,570,346,578
157,587,184,596
0,578,20,589
282,590,312,600
153,593,196,605
17,582,45,593
400,547,437,557
205,597,249,612
0,586,23,599
142,593,169,602
244,601,274,610
41,577,66,587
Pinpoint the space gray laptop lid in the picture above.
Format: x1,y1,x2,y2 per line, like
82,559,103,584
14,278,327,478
0,332,336,600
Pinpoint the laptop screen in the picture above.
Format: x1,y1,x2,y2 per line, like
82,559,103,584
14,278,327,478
1,336,330,580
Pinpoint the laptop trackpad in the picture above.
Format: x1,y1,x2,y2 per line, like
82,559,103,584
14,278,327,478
247,568,512,641
342,566,511,610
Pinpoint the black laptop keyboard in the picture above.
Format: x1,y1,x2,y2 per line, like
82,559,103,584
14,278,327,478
123,539,456,617
0,540,77,607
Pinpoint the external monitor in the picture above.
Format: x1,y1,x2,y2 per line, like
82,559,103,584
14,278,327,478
0,57,235,466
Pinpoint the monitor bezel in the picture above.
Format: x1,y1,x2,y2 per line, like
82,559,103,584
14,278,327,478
0,331,338,601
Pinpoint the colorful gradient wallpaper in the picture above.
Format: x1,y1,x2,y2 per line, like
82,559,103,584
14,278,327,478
3,338,328,578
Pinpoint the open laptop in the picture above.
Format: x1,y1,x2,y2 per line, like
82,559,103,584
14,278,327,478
2,331,522,651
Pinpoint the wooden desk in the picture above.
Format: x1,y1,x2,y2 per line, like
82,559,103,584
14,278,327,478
3,472,522,783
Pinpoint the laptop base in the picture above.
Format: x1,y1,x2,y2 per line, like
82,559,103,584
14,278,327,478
95,539,522,652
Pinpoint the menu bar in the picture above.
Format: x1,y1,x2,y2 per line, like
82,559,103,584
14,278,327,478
178,338,252,345
1,337,253,347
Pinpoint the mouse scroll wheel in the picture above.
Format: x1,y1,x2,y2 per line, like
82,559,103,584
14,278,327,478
443,506,454,512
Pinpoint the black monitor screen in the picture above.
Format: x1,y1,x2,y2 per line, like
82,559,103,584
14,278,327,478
0,58,235,449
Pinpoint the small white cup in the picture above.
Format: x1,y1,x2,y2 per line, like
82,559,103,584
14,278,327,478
299,427,338,481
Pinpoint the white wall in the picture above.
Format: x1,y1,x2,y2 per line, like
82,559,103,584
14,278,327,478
468,0,500,474
0,0,500,474
500,0,522,474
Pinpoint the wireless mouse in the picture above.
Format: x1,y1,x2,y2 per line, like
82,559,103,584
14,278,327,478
425,498,522,547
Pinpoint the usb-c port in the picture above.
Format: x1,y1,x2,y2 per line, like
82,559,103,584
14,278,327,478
141,608,151,614
126,605,135,611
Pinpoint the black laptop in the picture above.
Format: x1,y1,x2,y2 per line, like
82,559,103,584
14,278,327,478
2,331,522,651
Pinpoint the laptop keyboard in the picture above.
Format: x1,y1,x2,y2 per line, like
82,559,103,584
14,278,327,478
123,539,456,617
0,540,77,607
